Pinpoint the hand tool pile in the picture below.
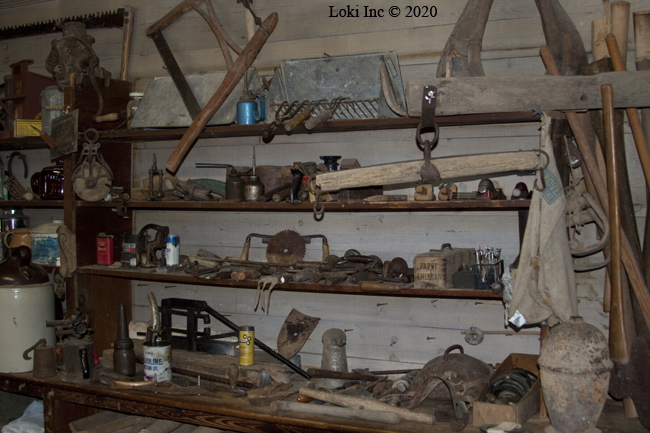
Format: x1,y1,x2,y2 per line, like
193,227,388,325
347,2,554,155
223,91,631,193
177,232,414,309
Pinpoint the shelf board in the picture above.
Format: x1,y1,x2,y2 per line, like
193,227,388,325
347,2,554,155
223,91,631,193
97,111,536,142
77,199,530,212
0,199,64,208
0,112,537,149
77,265,502,299
0,136,49,150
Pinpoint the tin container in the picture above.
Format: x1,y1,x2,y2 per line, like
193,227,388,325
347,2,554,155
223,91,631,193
164,234,180,266
143,341,172,382
97,233,114,265
239,326,255,366
121,234,145,268
31,220,63,266
414,243,476,289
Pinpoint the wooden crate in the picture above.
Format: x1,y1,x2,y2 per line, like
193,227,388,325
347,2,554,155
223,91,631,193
413,244,476,289
473,353,540,427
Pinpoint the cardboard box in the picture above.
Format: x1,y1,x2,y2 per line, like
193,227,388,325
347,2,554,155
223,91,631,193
414,244,476,289
473,353,540,426
13,119,41,137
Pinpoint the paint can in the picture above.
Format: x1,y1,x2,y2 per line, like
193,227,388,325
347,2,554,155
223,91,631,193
164,234,180,266
143,341,172,382
97,233,114,265
239,326,255,366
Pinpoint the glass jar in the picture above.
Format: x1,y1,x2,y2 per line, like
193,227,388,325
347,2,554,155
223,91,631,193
126,92,144,129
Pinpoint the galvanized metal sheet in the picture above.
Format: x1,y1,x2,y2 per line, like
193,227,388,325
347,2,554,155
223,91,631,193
275,52,406,118
131,69,261,128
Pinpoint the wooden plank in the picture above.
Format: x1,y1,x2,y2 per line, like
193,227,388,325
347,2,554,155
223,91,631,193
314,151,539,191
406,71,650,116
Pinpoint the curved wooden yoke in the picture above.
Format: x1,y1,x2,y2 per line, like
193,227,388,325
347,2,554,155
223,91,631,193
144,0,278,174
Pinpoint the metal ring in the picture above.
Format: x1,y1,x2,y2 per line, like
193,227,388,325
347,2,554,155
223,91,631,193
84,128,99,144
415,122,439,151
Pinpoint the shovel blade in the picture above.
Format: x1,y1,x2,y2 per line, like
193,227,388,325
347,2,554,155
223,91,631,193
277,308,320,360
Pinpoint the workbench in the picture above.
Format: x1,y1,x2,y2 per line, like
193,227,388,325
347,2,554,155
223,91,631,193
0,372,643,433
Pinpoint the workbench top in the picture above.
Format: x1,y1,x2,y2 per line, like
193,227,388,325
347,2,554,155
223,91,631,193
0,372,642,433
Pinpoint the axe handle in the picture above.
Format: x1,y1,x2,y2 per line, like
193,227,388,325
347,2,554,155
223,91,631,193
606,33,650,190
603,83,628,362
120,6,135,81
165,13,278,173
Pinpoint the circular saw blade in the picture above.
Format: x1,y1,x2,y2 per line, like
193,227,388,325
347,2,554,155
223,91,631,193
267,230,306,266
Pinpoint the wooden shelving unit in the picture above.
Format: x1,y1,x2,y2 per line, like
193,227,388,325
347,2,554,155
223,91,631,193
77,264,503,299
77,198,530,212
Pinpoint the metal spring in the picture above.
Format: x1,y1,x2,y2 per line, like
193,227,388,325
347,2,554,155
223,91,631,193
270,98,379,120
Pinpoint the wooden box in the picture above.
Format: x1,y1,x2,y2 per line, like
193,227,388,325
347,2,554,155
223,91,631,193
413,244,476,289
473,353,541,427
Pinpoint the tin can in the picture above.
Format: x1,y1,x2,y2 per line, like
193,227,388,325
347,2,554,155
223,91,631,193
143,341,172,382
239,326,255,366
97,233,114,265
164,234,180,266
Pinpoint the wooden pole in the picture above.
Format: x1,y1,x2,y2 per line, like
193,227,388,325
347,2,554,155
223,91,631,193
634,10,650,309
611,2,631,63
603,84,625,361
605,34,650,188
119,6,135,82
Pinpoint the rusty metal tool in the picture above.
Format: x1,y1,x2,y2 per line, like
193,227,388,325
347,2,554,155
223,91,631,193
7,152,28,179
71,129,114,202
161,298,310,379
266,230,306,265
417,86,441,186
262,101,299,143
277,309,320,359
0,9,127,41
284,100,324,132
165,11,278,173
146,154,164,201
304,97,348,130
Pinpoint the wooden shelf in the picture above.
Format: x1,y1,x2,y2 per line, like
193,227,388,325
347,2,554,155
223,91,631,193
77,265,502,300
97,111,536,142
0,136,49,150
77,199,531,212
0,112,537,149
0,199,64,208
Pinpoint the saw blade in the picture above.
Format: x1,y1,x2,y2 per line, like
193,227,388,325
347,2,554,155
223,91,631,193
266,230,306,266
0,9,126,41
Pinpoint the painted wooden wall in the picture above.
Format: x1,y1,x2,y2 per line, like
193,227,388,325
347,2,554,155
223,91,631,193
2,0,647,369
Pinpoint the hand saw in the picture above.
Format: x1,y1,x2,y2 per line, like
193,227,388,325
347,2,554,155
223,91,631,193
0,9,125,41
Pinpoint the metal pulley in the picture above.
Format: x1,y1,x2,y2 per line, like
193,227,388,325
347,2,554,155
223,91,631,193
464,326,484,345
71,129,114,202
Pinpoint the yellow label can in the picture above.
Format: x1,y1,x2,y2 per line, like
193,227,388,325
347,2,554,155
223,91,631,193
239,326,255,366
